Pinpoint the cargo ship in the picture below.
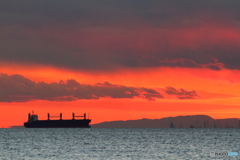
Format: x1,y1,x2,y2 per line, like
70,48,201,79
24,112,91,128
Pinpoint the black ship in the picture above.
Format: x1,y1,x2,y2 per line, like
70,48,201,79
24,112,91,128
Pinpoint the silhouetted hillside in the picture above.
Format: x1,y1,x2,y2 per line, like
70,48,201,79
92,115,240,128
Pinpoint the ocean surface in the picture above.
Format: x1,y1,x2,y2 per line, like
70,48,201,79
0,128,239,160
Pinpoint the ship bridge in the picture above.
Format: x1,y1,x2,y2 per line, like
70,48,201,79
27,112,38,122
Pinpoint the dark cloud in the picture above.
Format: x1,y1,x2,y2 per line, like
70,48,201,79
1,1,240,70
1,0,240,27
0,73,164,102
164,87,199,99
206,65,222,71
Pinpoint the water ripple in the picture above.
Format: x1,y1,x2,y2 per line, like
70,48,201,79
0,128,239,160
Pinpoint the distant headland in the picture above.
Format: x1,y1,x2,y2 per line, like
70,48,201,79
91,115,240,128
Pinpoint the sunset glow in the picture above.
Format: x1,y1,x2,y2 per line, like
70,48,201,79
1,1,240,128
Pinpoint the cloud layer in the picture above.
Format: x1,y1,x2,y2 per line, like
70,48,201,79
0,73,199,102
1,1,240,70
0,73,163,102
164,87,199,99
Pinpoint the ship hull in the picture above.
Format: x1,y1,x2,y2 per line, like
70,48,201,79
24,119,91,128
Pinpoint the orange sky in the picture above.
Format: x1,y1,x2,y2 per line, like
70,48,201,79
1,63,240,128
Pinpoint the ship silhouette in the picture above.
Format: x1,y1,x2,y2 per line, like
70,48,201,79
24,112,91,128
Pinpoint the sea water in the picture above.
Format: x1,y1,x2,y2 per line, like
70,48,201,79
0,128,239,160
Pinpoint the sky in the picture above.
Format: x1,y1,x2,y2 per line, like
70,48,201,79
1,0,240,127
